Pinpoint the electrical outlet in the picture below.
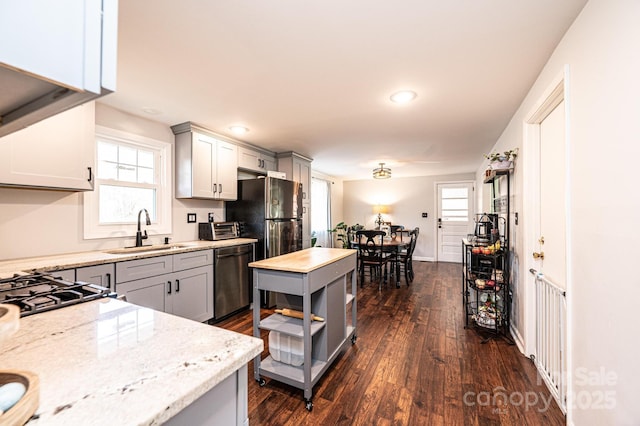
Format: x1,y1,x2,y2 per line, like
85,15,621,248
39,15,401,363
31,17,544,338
187,213,196,223
422,212,428,218
208,213,214,222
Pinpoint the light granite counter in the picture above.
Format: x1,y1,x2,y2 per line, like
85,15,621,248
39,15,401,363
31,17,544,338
0,297,263,425
0,239,257,279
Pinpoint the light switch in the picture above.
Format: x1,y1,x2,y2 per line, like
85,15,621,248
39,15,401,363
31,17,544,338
187,213,196,223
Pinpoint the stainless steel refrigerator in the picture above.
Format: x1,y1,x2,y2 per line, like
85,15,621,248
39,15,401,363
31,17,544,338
226,177,303,306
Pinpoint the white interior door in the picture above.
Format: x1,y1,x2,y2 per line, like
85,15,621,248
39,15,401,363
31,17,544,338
437,182,474,262
524,76,570,414
537,101,567,286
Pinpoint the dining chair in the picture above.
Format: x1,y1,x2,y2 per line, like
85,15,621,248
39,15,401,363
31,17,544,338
390,225,404,240
355,230,391,291
396,227,419,285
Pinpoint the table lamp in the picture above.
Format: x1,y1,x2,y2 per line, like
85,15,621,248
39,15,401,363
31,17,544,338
373,204,390,229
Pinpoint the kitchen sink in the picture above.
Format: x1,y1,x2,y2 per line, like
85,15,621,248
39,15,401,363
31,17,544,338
105,243,195,255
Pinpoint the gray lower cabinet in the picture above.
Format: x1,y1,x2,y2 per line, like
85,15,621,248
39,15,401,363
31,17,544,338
76,263,115,291
115,250,214,322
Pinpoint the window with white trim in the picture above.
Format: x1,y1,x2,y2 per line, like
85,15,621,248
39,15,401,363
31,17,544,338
84,126,172,239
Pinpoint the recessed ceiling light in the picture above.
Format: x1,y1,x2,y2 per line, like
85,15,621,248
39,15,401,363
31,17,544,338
390,90,417,104
229,125,249,135
141,107,162,115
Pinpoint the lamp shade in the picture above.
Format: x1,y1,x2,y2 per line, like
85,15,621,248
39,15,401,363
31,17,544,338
372,204,390,214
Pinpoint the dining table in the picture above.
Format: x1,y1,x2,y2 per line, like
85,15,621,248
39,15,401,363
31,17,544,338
351,237,408,287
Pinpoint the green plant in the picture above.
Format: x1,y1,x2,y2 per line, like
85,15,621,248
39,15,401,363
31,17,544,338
484,148,518,163
328,222,363,249
311,231,318,247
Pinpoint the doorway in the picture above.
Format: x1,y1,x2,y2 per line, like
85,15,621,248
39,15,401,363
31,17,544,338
436,181,475,262
523,69,571,415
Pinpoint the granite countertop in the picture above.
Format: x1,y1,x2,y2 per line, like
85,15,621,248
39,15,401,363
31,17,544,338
248,247,356,273
0,239,257,279
0,298,263,425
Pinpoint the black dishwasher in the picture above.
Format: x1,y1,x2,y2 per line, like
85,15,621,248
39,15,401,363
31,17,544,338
214,244,252,320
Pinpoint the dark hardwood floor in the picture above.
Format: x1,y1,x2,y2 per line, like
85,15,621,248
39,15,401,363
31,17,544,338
216,261,565,425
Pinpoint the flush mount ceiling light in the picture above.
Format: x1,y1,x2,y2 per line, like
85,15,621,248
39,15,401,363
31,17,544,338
373,162,391,179
390,90,417,104
229,125,249,135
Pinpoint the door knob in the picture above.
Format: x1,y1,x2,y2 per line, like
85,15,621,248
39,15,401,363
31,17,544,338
533,251,545,260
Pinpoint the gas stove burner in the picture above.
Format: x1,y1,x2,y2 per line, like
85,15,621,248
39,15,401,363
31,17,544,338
0,272,114,317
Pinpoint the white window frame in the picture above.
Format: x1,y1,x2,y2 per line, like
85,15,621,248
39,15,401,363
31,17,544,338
84,126,172,239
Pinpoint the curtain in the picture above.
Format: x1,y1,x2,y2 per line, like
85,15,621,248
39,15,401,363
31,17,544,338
311,178,331,247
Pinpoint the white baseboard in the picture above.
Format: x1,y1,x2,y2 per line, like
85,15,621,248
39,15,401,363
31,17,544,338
510,325,526,355
413,256,435,262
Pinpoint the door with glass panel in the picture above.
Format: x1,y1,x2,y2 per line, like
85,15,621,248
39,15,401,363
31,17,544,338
437,182,475,262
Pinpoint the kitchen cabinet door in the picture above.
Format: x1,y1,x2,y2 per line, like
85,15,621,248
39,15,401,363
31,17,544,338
215,140,238,200
0,102,95,191
116,274,168,313
238,146,277,173
192,132,217,198
77,263,115,291
174,127,238,200
171,265,214,322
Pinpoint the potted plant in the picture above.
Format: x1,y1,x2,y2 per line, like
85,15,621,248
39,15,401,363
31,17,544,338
484,148,518,170
328,222,363,249
311,231,318,247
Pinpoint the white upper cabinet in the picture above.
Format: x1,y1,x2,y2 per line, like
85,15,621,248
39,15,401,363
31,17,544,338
0,0,118,137
238,145,277,173
173,123,238,200
0,102,96,191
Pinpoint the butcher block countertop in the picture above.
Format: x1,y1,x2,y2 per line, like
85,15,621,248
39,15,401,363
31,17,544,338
249,247,356,273
0,238,256,279
0,298,263,425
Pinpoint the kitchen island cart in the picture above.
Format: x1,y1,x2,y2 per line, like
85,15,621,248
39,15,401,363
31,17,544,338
249,247,357,411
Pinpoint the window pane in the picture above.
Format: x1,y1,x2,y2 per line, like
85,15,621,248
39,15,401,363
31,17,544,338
442,187,468,199
138,167,154,184
138,150,154,168
442,198,468,210
99,185,156,224
118,165,137,183
99,161,118,180
97,141,117,162
119,146,137,166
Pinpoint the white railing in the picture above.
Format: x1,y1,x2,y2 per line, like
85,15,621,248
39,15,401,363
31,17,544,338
529,268,567,413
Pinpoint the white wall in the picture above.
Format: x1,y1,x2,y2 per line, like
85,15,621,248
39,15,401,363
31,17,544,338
0,103,224,260
343,173,475,261
478,1,640,423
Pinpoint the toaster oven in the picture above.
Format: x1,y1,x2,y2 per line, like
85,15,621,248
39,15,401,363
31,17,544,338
198,222,239,241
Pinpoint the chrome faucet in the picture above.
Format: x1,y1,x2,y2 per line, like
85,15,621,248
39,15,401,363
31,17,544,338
135,208,151,247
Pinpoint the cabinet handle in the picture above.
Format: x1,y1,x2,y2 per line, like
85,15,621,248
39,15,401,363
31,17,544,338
213,183,217,193
303,206,307,214
87,166,92,182
302,192,306,200
218,184,222,193
167,281,172,294
176,279,180,292
257,159,262,168
105,273,111,290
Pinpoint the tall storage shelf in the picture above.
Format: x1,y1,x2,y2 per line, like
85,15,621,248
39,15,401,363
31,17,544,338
463,169,512,340
250,248,357,411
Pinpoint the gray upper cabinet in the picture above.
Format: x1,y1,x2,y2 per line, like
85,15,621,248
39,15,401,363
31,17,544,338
238,145,277,173
278,152,313,248
0,0,117,138
172,123,238,200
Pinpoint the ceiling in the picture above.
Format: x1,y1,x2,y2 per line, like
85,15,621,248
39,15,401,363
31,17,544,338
100,0,587,181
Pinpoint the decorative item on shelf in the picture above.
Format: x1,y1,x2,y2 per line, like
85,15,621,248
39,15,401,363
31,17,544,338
372,162,391,179
373,204,390,229
484,148,518,170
